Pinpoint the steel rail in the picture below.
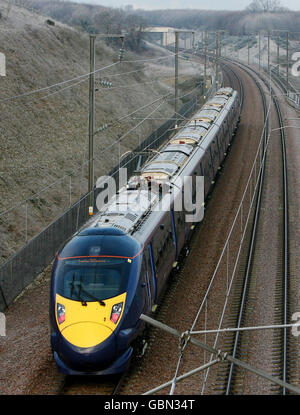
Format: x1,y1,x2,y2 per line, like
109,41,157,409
225,64,268,395
224,58,289,396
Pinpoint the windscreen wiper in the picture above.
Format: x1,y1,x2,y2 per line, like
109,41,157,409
69,274,106,307
78,276,87,306
69,275,87,306
79,284,106,307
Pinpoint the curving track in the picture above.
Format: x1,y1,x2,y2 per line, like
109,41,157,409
213,59,291,395
120,59,271,395
0,53,298,396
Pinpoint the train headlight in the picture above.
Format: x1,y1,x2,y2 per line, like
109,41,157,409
57,303,65,324
110,302,123,324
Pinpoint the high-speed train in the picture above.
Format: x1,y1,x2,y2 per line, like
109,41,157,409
50,87,240,375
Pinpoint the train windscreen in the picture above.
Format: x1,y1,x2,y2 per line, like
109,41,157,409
55,258,131,302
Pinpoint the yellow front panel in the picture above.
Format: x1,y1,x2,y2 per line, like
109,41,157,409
55,292,126,348
62,322,113,348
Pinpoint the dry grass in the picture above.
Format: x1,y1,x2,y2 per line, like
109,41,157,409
0,1,201,261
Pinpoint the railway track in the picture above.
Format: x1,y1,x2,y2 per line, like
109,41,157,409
57,61,295,396
58,372,126,395
35,59,296,396
236,61,291,394
212,59,291,395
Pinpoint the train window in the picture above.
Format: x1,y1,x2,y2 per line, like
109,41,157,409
55,258,131,301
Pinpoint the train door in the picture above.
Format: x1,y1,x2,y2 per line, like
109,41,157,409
170,208,178,261
153,215,176,288
209,147,215,180
173,185,185,253
216,130,222,163
223,118,230,147
211,135,219,173
202,151,211,198
147,242,157,310
141,254,152,314
180,180,190,241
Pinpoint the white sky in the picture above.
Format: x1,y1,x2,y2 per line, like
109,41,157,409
70,0,300,11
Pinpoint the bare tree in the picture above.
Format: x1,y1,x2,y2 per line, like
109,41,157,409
6,0,12,18
246,0,288,12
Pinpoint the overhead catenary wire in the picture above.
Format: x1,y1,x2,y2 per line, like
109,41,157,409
0,80,202,219
94,98,169,165
0,70,200,123
0,77,89,123
0,40,204,260
97,50,203,86
94,90,174,135
94,83,203,159
190,322,300,335
0,49,191,104
0,94,166,217
0,77,197,214
97,82,215,183
0,61,120,103
106,82,203,131
97,75,179,91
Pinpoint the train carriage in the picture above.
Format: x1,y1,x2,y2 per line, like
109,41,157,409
50,87,240,375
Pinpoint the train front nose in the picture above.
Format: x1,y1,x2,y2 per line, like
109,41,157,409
56,322,117,372
52,292,127,373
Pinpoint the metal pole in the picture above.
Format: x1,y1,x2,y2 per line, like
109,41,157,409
268,31,270,73
88,34,96,216
69,176,72,207
213,31,217,89
277,34,280,74
143,359,219,395
215,30,217,63
191,322,298,335
217,31,220,87
286,31,289,92
248,34,250,65
25,201,28,242
140,314,300,395
258,31,261,72
175,31,179,127
204,30,207,92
